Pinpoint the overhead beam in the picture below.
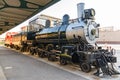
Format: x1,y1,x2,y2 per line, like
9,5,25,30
0,13,28,21
0,24,15,26
0,10,29,17
0,22,19,25
0,15,26,21
17,8,35,13
24,0,43,8
0,20,20,23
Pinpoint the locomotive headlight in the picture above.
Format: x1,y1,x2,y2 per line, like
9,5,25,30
90,8,95,16
84,8,95,19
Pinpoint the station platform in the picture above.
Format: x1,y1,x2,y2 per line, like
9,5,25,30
0,46,88,80
0,46,120,80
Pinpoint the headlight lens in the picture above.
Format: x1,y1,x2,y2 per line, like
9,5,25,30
90,8,95,16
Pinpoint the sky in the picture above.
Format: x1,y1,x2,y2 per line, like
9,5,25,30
39,0,120,30
0,0,120,38
46,0,120,30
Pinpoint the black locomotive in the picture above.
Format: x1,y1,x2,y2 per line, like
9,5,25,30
6,3,119,76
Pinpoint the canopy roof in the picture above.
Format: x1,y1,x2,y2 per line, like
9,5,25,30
0,0,60,34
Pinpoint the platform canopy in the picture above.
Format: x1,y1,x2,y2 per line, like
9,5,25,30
0,0,60,34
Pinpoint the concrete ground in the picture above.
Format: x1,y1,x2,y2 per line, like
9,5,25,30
0,46,88,80
0,45,120,80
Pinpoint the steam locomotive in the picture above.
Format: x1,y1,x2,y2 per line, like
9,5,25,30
5,3,119,76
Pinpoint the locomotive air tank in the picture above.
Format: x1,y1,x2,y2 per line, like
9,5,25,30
35,3,99,45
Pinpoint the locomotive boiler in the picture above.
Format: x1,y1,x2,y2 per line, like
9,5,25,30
34,3,99,49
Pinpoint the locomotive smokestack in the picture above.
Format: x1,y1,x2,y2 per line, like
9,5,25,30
77,3,85,18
